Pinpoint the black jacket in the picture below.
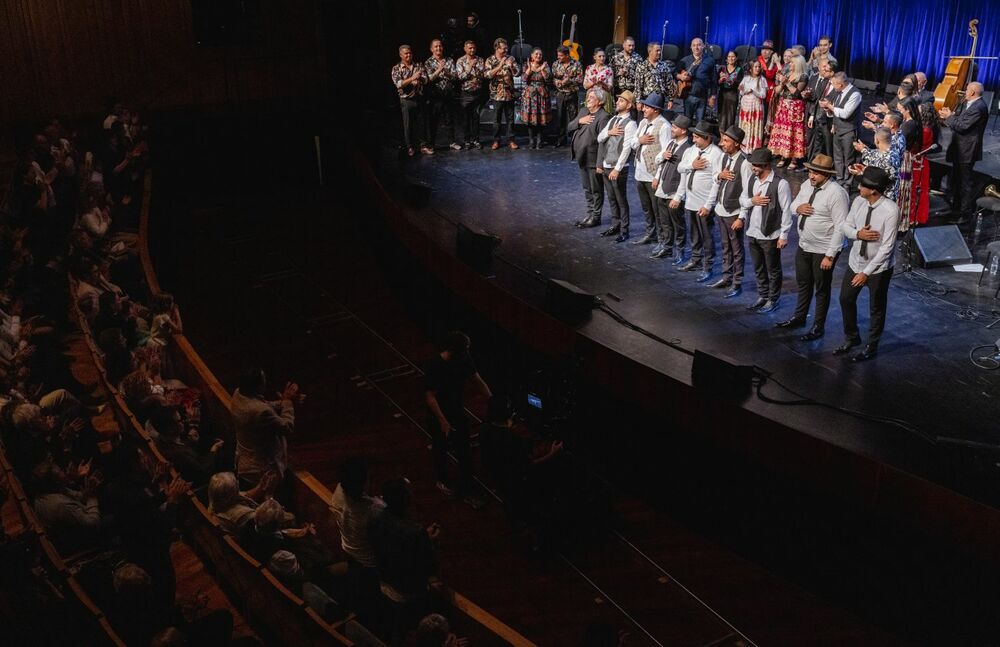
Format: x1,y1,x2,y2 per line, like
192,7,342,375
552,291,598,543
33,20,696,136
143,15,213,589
945,97,989,164
568,107,611,168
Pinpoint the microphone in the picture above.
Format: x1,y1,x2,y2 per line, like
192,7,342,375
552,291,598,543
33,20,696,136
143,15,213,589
751,23,758,32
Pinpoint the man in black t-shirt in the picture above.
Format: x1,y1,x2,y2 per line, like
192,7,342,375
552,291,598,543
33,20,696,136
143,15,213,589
423,331,491,506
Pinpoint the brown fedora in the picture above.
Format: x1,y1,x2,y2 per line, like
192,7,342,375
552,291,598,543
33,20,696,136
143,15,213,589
802,154,836,175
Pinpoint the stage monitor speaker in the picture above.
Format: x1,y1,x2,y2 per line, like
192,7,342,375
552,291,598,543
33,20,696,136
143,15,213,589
544,279,595,323
402,182,431,209
912,225,973,268
691,350,755,398
456,225,500,274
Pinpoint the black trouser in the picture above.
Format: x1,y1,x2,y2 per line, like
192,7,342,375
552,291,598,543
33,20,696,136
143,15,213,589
635,180,660,239
656,197,686,254
493,100,515,142
428,415,473,493
832,129,857,183
603,167,630,232
458,91,482,144
748,236,782,300
425,93,455,147
684,94,708,121
807,117,832,158
555,91,579,143
578,165,604,221
950,161,977,216
399,97,422,149
793,248,840,329
716,213,745,285
687,208,716,271
839,266,891,347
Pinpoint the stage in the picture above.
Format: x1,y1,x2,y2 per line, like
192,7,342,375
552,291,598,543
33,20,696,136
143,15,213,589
366,117,1000,509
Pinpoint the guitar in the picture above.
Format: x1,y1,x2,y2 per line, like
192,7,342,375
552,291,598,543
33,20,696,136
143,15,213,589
563,14,581,61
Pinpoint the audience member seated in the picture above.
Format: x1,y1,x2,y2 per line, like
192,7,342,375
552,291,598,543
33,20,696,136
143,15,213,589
268,549,342,622
243,497,335,578
148,401,223,485
30,455,103,552
232,367,301,487
415,613,469,647
207,470,280,535
96,327,134,386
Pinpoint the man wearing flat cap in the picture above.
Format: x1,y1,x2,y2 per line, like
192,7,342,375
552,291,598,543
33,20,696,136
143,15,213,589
739,147,793,313
707,125,752,297
597,90,639,242
835,166,899,362
781,154,850,340
674,120,724,281
631,93,672,246
653,114,694,260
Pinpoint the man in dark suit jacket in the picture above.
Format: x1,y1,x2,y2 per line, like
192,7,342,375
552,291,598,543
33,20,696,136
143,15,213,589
940,82,989,220
913,72,936,106
570,88,612,228
805,61,837,158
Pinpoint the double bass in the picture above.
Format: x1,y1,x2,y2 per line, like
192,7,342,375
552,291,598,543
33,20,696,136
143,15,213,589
934,19,981,110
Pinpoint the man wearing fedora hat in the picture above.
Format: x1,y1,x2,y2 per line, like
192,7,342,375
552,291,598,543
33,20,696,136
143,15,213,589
740,147,793,313
631,93,671,246
675,120,724,281
597,90,639,242
708,125,753,297
781,153,850,340
835,166,899,362
653,114,694,261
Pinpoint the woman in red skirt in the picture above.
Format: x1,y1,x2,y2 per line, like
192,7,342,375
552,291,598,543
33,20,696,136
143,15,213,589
768,54,807,169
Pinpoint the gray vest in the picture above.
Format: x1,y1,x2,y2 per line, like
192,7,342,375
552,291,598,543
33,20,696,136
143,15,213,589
719,153,746,213
603,116,632,167
831,86,860,135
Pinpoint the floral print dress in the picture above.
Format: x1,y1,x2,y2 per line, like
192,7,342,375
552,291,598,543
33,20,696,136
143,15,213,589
519,62,551,125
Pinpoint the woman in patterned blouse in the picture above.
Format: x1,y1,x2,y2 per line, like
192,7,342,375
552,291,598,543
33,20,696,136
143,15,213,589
389,44,427,156
584,49,614,114
455,40,486,149
484,38,520,149
520,48,551,149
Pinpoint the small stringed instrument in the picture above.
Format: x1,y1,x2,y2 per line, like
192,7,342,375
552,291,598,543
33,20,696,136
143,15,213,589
563,14,581,61
934,19,979,110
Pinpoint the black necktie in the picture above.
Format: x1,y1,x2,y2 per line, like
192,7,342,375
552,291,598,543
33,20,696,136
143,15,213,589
688,150,703,190
799,184,823,230
720,156,735,195
859,205,874,258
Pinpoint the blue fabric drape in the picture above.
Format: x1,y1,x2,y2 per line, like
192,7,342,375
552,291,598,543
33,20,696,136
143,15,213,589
638,0,998,89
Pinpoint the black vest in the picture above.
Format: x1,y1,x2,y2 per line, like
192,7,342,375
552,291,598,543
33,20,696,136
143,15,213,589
720,153,746,213
748,174,783,237
831,86,860,135
657,137,693,195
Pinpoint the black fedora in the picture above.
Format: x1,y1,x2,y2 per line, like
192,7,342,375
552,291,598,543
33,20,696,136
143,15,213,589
721,125,745,146
859,166,892,193
672,114,693,130
690,120,719,140
747,147,773,165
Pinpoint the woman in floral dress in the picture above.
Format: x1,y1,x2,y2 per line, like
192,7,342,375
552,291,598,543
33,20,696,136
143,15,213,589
520,48,551,149
738,60,767,152
584,48,615,114
768,54,807,169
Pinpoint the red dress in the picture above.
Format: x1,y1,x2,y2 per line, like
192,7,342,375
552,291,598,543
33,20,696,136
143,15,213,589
910,126,934,226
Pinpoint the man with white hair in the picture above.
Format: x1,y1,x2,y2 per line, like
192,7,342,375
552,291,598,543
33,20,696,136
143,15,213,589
819,72,862,185
912,72,935,105
940,82,989,223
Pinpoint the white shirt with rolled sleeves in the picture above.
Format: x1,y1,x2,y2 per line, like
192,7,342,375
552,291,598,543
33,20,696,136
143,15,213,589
631,115,671,182
597,114,638,171
710,151,753,219
675,143,724,212
828,83,862,120
739,169,793,240
840,195,899,275
789,179,850,256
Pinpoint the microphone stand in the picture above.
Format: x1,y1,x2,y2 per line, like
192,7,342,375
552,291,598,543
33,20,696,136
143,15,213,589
741,24,757,70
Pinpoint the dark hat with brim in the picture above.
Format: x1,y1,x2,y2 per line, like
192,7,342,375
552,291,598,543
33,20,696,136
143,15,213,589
690,120,719,140
748,147,773,165
671,114,692,130
638,92,666,111
721,126,745,146
803,154,836,175
859,166,892,193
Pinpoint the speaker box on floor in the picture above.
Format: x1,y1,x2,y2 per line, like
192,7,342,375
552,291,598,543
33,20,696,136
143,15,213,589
691,350,755,397
544,279,595,323
456,225,500,274
912,225,973,268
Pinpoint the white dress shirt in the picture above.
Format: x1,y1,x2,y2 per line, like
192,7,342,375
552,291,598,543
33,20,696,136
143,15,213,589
653,136,689,199
739,169,793,240
789,178,849,256
597,113,638,171
675,143,724,212
840,195,899,275
631,115,671,182
830,83,862,120
710,151,754,219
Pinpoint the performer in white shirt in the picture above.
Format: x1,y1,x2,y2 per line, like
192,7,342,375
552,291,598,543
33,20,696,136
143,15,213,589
631,93,671,246
652,115,694,261
597,90,639,243
780,153,850,340
707,126,752,297
835,166,899,362
674,120,724,281
739,148,793,313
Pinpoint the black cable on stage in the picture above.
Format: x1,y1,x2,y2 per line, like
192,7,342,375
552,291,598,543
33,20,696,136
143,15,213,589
594,298,694,357
969,344,1000,370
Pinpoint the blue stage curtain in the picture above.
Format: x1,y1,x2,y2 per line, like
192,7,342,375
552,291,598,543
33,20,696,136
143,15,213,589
638,0,998,89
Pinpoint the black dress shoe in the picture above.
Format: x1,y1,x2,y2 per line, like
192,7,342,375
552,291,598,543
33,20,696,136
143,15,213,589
851,344,879,362
695,271,714,283
579,217,601,228
775,317,807,329
651,247,672,259
707,277,731,289
671,256,686,266
600,226,620,237
724,286,743,298
757,299,780,313
798,329,824,341
677,260,699,271
745,297,767,311
833,339,862,355
614,232,630,243
632,233,656,245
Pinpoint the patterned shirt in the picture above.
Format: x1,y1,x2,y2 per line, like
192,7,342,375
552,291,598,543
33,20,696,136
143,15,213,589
484,54,518,102
860,149,899,200
584,64,614,92
455,55,486,93
390,62,424,99
551,59,583,94
611,50,642,93
423,57,456,96
634,59,676,101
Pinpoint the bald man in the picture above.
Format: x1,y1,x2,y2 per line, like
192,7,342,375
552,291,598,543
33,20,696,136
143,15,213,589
677,38,717,121
940,82,989,222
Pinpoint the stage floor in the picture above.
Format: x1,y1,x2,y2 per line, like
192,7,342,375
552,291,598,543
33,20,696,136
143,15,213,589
374,140,1000,497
